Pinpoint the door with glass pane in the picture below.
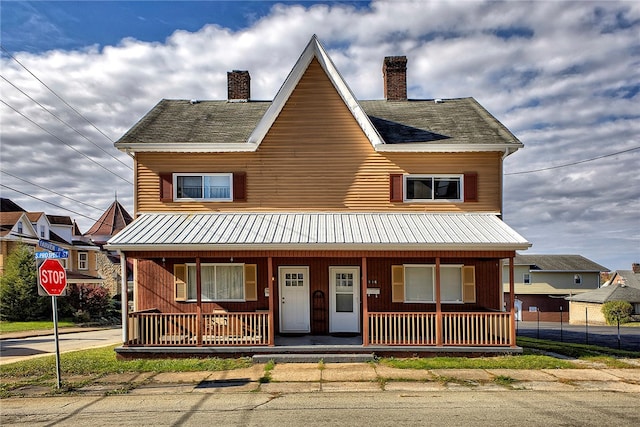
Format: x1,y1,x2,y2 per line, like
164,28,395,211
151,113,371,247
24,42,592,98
329,267,360,333
279,267,310,333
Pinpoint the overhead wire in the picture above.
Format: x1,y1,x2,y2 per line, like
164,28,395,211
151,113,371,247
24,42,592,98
0,75,133,171
0,183,101,223
505,146,640,175
0,98,133,185
0,170,107,212
1,44,117,145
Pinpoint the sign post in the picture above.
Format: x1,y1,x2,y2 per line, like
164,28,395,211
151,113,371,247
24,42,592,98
38,259,67,389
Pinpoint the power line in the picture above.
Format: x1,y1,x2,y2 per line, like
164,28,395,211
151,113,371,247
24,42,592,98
1,44,117,144
505,146,640,175
0,170,106,212
0,98,133,185
0,74,133,171
0,183,101,223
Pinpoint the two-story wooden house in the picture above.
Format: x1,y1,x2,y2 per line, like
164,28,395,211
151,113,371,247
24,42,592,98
108,36,530,356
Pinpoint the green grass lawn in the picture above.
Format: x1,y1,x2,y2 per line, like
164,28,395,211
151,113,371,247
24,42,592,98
1,338,638,396
0,320,76,334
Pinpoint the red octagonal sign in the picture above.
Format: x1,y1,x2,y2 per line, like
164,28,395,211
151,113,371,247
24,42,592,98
39,258,67,296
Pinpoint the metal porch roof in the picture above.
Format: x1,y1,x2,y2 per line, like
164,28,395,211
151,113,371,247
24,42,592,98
106,212,530,252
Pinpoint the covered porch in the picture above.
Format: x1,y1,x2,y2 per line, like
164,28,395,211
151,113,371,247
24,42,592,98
107,212,530,357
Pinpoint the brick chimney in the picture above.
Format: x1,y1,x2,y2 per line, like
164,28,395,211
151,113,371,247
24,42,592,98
633,263,640,274
227,70,250,102
383,56,407,101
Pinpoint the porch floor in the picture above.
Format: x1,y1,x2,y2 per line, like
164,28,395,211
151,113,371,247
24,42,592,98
115,334,522,360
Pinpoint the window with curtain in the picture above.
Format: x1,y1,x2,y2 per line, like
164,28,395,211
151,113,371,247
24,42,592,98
175,173,232,201
404,265,463,303
186,264,244,301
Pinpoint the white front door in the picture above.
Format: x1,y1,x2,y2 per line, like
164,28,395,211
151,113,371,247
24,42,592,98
329,267,360,333
279,267,310,333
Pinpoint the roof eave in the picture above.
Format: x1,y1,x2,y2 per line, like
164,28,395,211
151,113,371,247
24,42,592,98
106,242,531,252
375,143,524,153
115,142,259,154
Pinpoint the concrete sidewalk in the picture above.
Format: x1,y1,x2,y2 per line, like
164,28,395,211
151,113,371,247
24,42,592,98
7,362,640,397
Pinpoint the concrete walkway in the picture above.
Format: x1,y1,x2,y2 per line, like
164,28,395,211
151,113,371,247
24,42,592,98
5,362,640,397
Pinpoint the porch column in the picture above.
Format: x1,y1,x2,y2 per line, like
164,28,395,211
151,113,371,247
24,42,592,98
509,255,516,347
118,250,128,344
267,256,275,346
361,257,369,346
435,257,443,346
196,256,202,345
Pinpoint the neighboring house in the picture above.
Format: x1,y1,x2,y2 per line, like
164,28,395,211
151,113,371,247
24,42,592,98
0,198,102,286
1,210,39,275
502,254,608,322
568,264,640,325
107,36,530,356
84,198,134,295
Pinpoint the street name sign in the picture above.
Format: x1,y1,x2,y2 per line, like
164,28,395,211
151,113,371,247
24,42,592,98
35,251,69,259
38,240,69,257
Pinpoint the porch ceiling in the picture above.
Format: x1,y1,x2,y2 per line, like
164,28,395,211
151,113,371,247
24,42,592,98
106,212,530,252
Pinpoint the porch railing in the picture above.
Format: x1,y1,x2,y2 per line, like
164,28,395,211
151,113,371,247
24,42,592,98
442,312,512,346
368,312,513,347
127,311,270,346
368,312,437,345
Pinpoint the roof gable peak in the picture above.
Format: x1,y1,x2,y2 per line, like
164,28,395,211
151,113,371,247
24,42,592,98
248,35,384,149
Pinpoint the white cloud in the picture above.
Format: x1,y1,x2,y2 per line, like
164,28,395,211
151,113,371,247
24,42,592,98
1,0,638,270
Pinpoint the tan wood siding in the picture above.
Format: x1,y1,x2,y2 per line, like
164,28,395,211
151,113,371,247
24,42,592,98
134,59,502,214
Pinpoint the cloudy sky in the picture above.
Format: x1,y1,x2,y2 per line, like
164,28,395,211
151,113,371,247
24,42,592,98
1,1,638,271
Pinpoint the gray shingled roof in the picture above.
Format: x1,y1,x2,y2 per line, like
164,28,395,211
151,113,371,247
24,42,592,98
118,100,271,145
567,283,640,304
610,270,640,289
513,254,608,272
115,98,520,147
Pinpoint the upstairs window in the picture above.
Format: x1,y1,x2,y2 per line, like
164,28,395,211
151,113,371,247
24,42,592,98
175,173,232,201
523,273,531,285
404,175,462,202
17,221,23,234
78,252,88,270
574,274,582,285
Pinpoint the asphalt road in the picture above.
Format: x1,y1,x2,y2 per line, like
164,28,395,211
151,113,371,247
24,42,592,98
516,321,640,352
0,328,122,365
2,391,639,426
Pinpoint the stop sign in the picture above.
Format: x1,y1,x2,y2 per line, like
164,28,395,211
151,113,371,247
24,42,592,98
39,259,67,296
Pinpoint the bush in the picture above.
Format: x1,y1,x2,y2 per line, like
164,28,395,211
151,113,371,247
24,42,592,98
0,244,50,321
65,284,112,321
602,301,633,325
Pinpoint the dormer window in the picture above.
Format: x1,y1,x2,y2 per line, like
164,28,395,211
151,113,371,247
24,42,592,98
17,221,23,234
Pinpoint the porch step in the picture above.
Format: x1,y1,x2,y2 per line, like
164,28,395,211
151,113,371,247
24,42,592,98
253,353,375,364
